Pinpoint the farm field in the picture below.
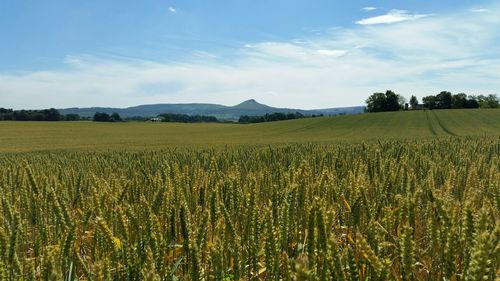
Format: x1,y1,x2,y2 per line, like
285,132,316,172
0,109,499,152
0,110,499,280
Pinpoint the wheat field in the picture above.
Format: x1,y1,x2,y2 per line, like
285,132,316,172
0,137,498,280
1,109,499,152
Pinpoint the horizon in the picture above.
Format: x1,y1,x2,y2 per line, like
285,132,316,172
1,98,363,112
0,98,363,111
1,1,499,110
42,98,367,111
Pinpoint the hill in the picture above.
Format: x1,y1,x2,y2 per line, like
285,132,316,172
1,109,499,152
58,99,364,120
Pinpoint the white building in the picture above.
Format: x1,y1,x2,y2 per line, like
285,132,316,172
149,117,164,122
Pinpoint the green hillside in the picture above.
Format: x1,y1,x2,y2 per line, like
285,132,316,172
1,109,499,152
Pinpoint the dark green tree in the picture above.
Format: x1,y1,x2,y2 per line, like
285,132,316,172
159,113,218,123
0,108,14,120
238,112,309,123
365,92,386,112
109,112,122,122
465,96,480,108
42,108,61,121
93,112,110,122
409,95,419,110
384,90,401,111
422,96,437,109
365,90,403,112
13,110,31,121
1,108,64,121
64,114,80,121
452,93,467,109
436,91,452,109
477,94,499,108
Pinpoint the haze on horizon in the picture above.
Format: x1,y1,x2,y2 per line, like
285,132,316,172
1,0,499,110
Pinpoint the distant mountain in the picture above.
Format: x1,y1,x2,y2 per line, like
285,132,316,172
232,99,273,110
59,99,364,120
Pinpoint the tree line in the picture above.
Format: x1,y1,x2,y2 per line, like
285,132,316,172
366,90,499,112
93,112,122,122
0,108,219,123
158,113,218,123
0,108,126,122
365,91,405,112
421,92,499,109
238,112,323,123
0,108,81,121
156,112,323,123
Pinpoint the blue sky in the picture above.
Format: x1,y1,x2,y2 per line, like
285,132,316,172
1,0,499,109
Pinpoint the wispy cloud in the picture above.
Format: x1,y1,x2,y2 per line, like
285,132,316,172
362,7,377,11
168,6,177,13
316,49,348,57
470,8,488,13
243,43,348,63
1,4,499,109
356,9,430,25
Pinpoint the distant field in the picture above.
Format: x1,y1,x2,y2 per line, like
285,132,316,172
0,109,499,152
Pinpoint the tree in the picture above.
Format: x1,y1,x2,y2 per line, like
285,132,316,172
43,108,62,121
422,92,488,109
477,94,499,108
92,112,121,122
0,108,64,121
0,108,14,120
409,95,419,110
32,112,45,121
485,94,499,108
384,90,401,111
13,110,30,121
365,90,404,112
238,115,250,123
436,91,452,109
422,96,437,109
238,112,310,123
452,93,467,109
109,112,122,122
398,96,408,110
465,96,480,108
365,92,386,112
93,112,110,122
64,114,80,121
159,113,218,123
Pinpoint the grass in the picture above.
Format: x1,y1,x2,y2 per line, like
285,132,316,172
0,109,499,152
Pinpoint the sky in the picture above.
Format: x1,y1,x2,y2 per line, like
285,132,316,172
1,0,499,109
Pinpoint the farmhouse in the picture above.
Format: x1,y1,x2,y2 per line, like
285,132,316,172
149,117,164,122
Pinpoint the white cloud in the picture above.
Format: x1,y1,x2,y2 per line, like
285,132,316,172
362,7,377,11
316,49,348,57
243,43,348,64
244,42,309,61
356,9,430,25
168,7,177,13
470,8,488,13
1,3,499,109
